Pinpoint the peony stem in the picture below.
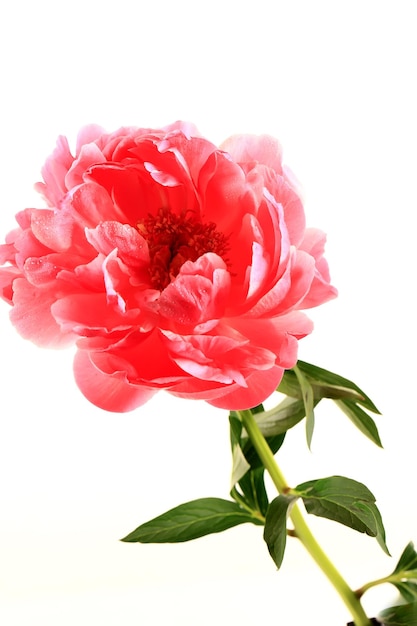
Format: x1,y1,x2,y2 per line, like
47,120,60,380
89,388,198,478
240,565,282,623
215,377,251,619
238,408,372,626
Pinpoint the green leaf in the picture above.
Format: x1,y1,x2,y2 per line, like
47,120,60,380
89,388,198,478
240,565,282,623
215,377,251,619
230,409,286,472
387,542,417,602
355,499,390,555
121,497,263,544
254,396,315,437
229,415,250,486
378,602,417,625
295,360,380,413
392,581,417,603
263,494,298,569
235,466,269,518
278,367,365,405
334,399,383,447
241,431,286,471
277,360,382,447
229,412,276,518
393,543,417,575
296,476,390,554
230,443,251,487
293,364,315,448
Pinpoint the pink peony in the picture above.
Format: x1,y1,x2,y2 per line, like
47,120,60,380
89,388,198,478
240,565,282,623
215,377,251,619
0,122,336,412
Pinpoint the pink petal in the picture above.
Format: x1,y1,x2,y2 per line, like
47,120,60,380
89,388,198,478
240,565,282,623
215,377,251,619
65,142,107,189
85,221,149,268
10,278,75,347
298,228,338,308
75,124,105,155
157,254,230,331
86,330,187,385
0,266,21,303
220,134,284,174
51,292,140,335
30,208,76,253
247,249,315,317
207,366,285,410
230,316,304,369
263,175,305,247
69,182,120,225
34,135,74,207
197,150,248,232
162,120,202,138
73,350,156,412
23,256,60,285
163,330,276,386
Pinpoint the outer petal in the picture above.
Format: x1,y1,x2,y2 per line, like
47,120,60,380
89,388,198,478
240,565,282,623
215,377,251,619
162,328,276,388
262,174,306,247
220,134,284,174
34,135,74,207
75,124,105,154
230,315,307,368
206,366,285,410
298,228,338,308
162,120,202,138
73,350,156,412
86,330,187,385
246,249,316,317
0,266,21,303
10,278,75,347
65,142,106,189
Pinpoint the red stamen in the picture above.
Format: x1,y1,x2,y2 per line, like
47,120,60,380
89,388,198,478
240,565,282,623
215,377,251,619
137,208,229,290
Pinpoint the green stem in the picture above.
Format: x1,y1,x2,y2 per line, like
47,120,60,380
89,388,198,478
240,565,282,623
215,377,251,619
238,408,372,626
357,570,416,598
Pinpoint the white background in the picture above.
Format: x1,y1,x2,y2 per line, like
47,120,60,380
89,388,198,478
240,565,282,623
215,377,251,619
0,1,416,624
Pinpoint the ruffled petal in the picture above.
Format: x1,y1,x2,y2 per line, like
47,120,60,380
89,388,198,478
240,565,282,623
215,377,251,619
73,350,156,412
1,122,337,414
156,253,230,332
34,135,74,207
206,366,285,410
10,278,75,347
220,134,284,174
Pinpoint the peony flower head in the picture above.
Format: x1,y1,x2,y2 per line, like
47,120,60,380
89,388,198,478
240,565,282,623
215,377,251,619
0,121,337,412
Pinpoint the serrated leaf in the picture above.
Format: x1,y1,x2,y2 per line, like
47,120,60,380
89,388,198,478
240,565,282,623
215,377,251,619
263,495,297,569
335,399,383,447
121,498,263,544
378,602,417,625
296,476,389,554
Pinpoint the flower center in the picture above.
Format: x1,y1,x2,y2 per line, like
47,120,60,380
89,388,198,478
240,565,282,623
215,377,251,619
137,208,229,290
